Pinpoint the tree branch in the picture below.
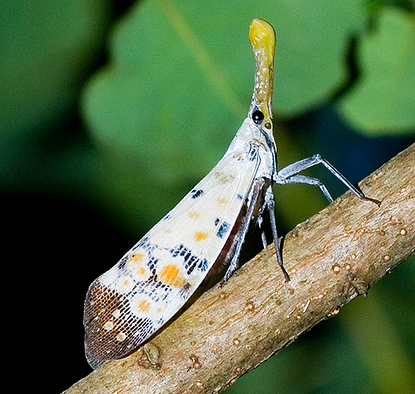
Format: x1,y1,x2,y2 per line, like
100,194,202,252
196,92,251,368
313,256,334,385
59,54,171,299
64,143,415,394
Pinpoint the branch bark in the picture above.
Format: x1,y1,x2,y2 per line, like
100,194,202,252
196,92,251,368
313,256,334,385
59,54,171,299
64,144,415,394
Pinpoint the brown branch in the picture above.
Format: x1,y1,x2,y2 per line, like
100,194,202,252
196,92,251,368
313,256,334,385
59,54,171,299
63,143,415,394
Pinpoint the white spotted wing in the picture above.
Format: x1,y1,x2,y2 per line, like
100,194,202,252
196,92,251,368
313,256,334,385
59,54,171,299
84,143,262,368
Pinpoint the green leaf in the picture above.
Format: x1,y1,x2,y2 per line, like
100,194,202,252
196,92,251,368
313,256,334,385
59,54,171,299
337,7,415,135
82,0,248,186
82,0,368,186
271,0,367,116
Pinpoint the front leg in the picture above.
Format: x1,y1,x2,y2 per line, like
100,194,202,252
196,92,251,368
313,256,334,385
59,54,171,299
221,178,267,283
274,154,380,205
264,187,290,281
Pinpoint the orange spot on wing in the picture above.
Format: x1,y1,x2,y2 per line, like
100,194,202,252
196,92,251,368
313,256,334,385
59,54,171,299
217,198,227,205
132,253,144,261
137,299,150,312
195,231,209,242
159,264,186,287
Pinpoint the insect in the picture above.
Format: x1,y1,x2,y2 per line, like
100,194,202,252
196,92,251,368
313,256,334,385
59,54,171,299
84,18,377,369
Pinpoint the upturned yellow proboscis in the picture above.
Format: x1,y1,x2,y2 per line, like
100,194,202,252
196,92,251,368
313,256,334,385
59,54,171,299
249,18,276,123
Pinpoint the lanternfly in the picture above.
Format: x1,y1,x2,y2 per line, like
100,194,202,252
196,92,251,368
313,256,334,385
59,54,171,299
83,18,376,369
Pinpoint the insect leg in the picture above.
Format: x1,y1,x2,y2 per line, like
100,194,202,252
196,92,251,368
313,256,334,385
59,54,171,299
274,154,379,204
265,187,290,281
275,173,334,203
221,178,266,283
256,215,268,249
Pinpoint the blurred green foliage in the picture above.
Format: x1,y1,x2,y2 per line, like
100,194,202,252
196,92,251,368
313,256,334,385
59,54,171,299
0,0,111,137
338,7,415,134
1,0,414,393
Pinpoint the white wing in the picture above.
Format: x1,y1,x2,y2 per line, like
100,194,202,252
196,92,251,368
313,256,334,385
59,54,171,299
84,143,262,368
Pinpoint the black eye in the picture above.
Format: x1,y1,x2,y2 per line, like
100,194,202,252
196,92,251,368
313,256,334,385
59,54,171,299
252,110,264,125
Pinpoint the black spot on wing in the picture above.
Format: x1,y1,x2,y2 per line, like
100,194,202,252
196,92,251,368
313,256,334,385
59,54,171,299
168,244,210,276
190,189,204,199
197,258,209,272
179,282,192,297
147,256,158,273
216,222,230,239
